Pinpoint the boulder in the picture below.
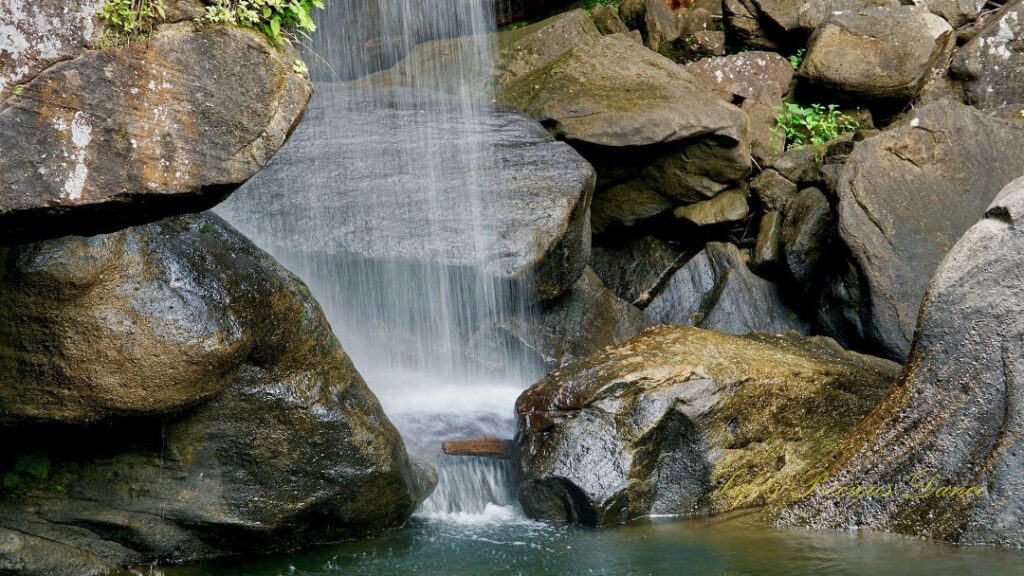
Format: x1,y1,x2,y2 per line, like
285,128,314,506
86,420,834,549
723,0,779,51
780,187,835,295
779,175,1024,548
491,269,652,372
0,213,433,575
644,242,810,335
834,99,1024,361
501,33,747,149
952,3,1024,119
360,9,601,95
591,236,690,306
591,181,673,236
514,325,900,525
683,51,793,103
590,4,629,35
0,20,312,242
912,0,988,28
673,188,750,227
752,210,783,273
217,86,595,301
751,169,798,211
620,0,680,52
798,5,954,102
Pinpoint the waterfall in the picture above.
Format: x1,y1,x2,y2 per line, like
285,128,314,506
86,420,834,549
217,0,543,519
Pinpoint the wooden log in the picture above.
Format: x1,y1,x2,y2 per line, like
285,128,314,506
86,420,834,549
441,437,513,459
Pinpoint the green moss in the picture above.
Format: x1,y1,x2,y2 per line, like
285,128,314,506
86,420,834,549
1,451,52,492
11,84,24,97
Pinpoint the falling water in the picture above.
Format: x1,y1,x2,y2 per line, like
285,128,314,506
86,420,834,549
217,0,542,518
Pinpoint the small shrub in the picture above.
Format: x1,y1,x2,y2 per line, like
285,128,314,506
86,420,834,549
201,0,325,45
775,102,859,150
1,452,51,491
98,0,167,40
789,48,806,70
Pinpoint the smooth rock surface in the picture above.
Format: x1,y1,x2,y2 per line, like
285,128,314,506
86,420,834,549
673,189,750,227
779,175,1024,548
218,86,595,301
644,242,809,335
591,236,690,307
514,325,900,525
834,99,1024,360
0,214,432,575
799,5,954,102
780,187,835,295
0,22,311,242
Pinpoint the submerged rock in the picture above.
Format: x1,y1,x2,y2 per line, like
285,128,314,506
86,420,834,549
0,19,311,242
834,99,1024,360
0,214,432,575
779,175,1024,548
645,242,809,336
491,269,652,372
514,325,900,525
218,86,595,301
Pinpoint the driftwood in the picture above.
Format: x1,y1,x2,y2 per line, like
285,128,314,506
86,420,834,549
441,437,513,459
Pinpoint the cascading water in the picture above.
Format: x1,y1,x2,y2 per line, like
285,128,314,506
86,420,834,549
217,0,543,519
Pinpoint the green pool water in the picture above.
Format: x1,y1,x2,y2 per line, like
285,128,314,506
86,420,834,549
160,510,1023,576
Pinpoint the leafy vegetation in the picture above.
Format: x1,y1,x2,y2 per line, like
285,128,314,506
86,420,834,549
582,0,620,12
2,452,51,490
98,0,167,42
775,102,859,151
789,48,806,71
201,0,326,45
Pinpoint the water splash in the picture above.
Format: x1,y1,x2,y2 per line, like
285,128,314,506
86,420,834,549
218,0,542,519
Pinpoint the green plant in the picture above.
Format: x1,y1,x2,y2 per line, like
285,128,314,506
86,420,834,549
1,452,51,491
582,0,619,12
11,84,24,97
98,0,167,40
292,59,308,75
201,0,325,45
789,48,805,70
774,102,858,150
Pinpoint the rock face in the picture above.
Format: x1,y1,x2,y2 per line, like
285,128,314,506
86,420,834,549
798,5,954,102
834,99,1024,360
0,214,433,575
0,18,312,242
500,32,750,206
514,325,900,525
912,0,987,28
779,175,1024,548
591,236,690,306
644,242,809,335
493,269,652,372
217,86,595,301
952,3,1024,119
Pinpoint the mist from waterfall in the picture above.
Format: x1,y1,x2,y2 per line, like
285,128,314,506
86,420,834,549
217,0,542,519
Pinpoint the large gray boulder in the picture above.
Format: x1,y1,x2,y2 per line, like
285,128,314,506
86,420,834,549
834,99,1024,360
645,242,810,336
798,5,954,102
952,2,1024,119
218,86,595,301
0,213,433,575
779,175,1024,548
0,12,311,242
514,325,900,525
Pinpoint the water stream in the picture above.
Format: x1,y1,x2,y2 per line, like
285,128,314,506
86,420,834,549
218,0,539,520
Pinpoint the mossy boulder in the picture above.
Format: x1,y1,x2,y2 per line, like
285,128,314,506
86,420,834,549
513,325,899,525
0,213,433,575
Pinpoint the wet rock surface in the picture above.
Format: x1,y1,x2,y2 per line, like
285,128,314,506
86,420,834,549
0,214,433,575
217,86,595,301
645,242,810,336
514,325,899,525
0,20,311,242
779,175,1024,548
